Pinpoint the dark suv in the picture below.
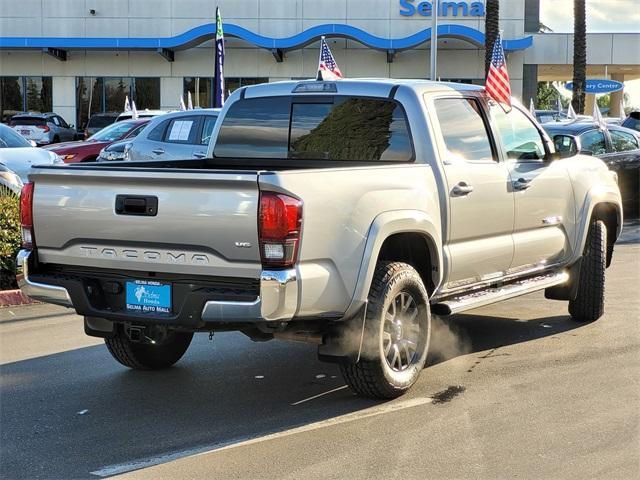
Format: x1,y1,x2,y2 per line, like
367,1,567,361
84,112,119,139
622,111,640,133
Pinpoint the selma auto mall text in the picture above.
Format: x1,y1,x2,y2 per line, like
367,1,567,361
400,0,486,17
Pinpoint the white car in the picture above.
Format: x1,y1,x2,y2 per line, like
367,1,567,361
0,124,63,194
116,109,167,122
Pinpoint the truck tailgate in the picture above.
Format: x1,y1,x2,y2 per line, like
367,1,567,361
30,167,261,279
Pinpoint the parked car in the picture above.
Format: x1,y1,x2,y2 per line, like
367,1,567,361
544,121,640,217
44,119,150,163
534,109,568,124
0,124,62,194
10,112,77,145
84,112,119,139
116,109,167,122
125,109,220,161
97,139,132,162
17,80,622,400
622,111,640,132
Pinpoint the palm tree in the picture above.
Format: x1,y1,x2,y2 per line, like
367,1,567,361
572,0,587,114
484,0,500,77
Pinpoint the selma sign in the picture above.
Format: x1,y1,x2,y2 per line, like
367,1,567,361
400,0,486,17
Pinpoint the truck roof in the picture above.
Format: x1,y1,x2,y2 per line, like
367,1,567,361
241,78,484,99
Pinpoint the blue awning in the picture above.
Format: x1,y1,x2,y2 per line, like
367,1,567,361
0,22,533,55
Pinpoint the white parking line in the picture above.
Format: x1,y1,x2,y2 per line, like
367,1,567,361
90,396,432,478
291,385,349,405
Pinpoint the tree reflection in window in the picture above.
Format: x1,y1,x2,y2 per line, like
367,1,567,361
290,98,411,161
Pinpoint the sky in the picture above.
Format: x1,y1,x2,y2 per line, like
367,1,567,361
539,0,640,108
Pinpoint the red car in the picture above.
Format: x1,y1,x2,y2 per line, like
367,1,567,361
44,119,149,163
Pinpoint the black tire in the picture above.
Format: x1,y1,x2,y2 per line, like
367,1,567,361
105,330,193,370
340,262,431,399
569,220,606,322
52,135,60,144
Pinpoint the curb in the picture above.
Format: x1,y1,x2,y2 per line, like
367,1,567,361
0,289,39,307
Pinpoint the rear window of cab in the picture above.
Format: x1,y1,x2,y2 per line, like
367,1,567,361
213,96,414,162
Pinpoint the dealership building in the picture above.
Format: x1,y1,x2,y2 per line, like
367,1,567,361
1,0,639,128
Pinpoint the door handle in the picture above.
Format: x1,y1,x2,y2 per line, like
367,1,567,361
115,195,158,216
193,152,207,159
152,148,165,155
513,178,531,190
451,182,474,196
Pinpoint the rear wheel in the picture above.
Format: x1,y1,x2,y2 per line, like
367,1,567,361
340,262,431,399
52,135,60,144
569,220,606,322
105,328,193,370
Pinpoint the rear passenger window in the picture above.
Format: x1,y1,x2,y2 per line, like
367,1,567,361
434,98,494,162
214,96,413,162
147,120,168,141
165,116,199,144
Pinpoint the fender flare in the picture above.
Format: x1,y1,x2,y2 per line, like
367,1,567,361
342,209,443,320
573,185,623,262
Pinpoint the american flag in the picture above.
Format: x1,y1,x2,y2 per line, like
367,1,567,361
485,32,511,111
317,36,343,81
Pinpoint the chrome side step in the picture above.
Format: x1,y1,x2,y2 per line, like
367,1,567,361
431,271,569,315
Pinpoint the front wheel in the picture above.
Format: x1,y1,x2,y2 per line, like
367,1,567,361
105,328,193,370
340,262,431,399
569,219,606,322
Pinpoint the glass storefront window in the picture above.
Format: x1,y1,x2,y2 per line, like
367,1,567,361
1,76,52,124
76,77,104,130
104,77,131,113
133,78,160,111
183,77,268,107
75,77,160,130
24,77,52,113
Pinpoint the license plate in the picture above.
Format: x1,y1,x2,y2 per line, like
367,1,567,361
125,280,171,314
20,129,31,136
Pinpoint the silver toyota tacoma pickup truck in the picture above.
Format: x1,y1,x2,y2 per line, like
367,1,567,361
17,80,622,399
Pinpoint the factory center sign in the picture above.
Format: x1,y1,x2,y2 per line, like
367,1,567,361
400,0,486,17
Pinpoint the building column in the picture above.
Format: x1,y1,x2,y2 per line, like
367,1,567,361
585,93,596,116
522,64,538,108
161,77,183,111
609,73,625,118
52,77,76,127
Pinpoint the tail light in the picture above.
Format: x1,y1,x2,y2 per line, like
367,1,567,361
258,192,302,269
20,183,35,249
36,125,50,132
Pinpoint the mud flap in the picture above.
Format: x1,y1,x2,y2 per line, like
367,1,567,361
317,302,368,364
84,316,116,339
545,258,583,301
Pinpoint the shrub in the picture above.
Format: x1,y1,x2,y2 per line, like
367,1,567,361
0,193,21,290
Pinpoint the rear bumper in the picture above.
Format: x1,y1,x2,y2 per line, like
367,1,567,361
16,250,73,307
17,249,298,324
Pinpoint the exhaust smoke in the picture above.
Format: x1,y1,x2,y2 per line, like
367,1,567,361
428,314,472,364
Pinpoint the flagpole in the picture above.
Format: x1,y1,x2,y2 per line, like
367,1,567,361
316,36,325,81
430,0,438,80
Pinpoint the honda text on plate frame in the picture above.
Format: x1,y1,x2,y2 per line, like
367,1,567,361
125,280,172,314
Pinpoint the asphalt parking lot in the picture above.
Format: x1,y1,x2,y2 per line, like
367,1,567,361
1,226,638,480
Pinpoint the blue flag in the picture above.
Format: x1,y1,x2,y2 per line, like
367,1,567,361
214,7,225,108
